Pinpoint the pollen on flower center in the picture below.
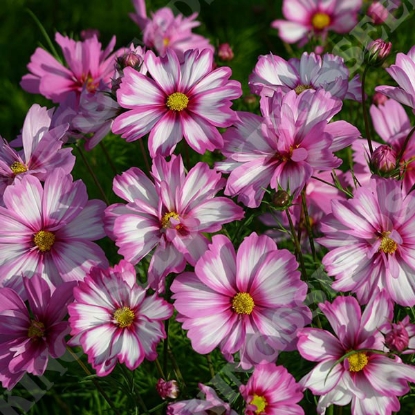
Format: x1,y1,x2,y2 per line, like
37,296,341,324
80,72,97,93
28,320,45,339
161,211,181,228
232,292,255,315
166,92,189,111
33,230,55,252
10,161,28,175
251,394,267,414
379,231,398,254
311,12,331,30
348,352,368,372
294,84,313,95
113,306,135,328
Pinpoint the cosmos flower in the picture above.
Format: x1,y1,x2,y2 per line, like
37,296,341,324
0,170,108,295
240,363,304,415
171,232,311,369
130,0,213,58
319,177,415,306
112,48,241,156
68,260,173,376
21,33,119,104
249,51,361,101
298,292,415,415
271,0,362,46
0,275,75,390
105,155,244,291
0,104,74,205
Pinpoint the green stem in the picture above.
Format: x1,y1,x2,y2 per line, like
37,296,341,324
396,125,415,166
286,209,307,281
327,405,334,415
168,347,186,391
301,190,317,264
361,66,374,155
75,144,109,204
206,354,215,379
139,138,151,174
99,142,118,176
66,347,121,415
154,358,166,380
120,364,148,415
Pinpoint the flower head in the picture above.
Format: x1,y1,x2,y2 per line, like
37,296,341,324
365,39,392,67
68,260,173,376
0,170,107,295
156,378,180,400
298,292,415,415
240,363,304,415
171,233,311,369
0,275,75,389
112,48,241,156
105,155,244,290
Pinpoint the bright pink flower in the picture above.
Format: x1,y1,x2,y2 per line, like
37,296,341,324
271,0,362,45
218,89,360,207
240,363,304,415
249,52,361,101
105,155,244,291
319,178,415,306
376,45,415,110
112,48,241,157
0,104,74,205
0,275,75,389
0,170,108,295
171,233,311,369
367,1,400,24
130,1,213,58
68,260,173,376
298,292,415,415
156,378,180,400
21,33,119,104
167,383,237,415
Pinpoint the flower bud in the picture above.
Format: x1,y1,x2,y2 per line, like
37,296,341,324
370,145,397,175
156,379,180,400
116,52,143,71
365,39,392,67
217,43,234,61
272,190,291,209
367,2,389,24
385,321,409,352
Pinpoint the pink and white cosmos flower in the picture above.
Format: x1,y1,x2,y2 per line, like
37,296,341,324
318,178,415,306
0,104,74,205
240,363,304,415
171,233,311,369
218,89,360,207
271,0,362,45
376,45,415,110
298,292,415,415
130,0,213,58
112,48,242,156
105,155,244,291
68,260,173,376
0,170,108,295
0,275,75,390
21,33,119,104
249,52,361,101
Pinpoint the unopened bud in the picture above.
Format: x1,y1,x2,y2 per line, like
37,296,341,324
272,190,291,209
367,2,389,24
217,43,234,61
385,321,409,352
117,52,143,71
365,39,392,67
370,145,397,175
372,92,388,106
156,379,179,400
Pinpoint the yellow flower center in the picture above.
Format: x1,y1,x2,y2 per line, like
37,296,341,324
294,84,313,95
10,161,28,175
251,394,267,414
166,92,189,111
28,320,45,339
163,37,170,46
161,211,181,229
348,352,368,372
113,306,135,328
33,230,55,252
311,12,331,30
232,292,255,315
80,72,98,93
379,231,398,254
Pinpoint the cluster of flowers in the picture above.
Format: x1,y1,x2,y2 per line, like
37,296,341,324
2,0,415,413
